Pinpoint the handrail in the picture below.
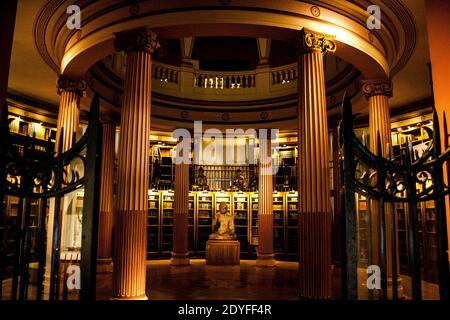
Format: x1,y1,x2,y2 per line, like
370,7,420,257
193,70,256,89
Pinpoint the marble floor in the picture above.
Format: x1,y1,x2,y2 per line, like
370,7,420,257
96,260,306,300
1,259,440,300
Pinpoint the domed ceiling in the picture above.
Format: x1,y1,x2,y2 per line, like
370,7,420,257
6,0,432,132
88,36,362,130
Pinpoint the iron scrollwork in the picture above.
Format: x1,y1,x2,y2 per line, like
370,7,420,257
339,92,450,301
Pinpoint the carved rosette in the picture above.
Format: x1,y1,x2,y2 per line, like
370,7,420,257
362,79,393,99
114,27,160,54
56,77,87,95
295,28,337,56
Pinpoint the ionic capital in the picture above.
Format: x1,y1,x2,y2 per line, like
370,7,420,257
362,79,393,99
294,28,337,56
114,27,159,54
56,77,86,95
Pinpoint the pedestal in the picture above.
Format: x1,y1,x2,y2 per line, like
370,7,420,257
206,240,240,265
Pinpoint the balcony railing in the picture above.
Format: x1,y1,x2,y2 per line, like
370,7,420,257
150,61,299,101
102,54,359,104
271,64,298,85
151,62,179,84
194,71,256,89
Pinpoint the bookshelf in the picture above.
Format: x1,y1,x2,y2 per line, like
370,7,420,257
396,203,409,274
196,192,213,253
286,191,298,260
147,190,160,256
143,190,304,260
273,192,285,254
214,192,232,212
420,200,438,283
356,194,369,267
233,192,250,256
188,192,195,253
391,121,438,283
250,192,259,257
160,191,174,255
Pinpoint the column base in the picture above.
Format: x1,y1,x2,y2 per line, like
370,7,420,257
97,258,113,273
256,253,276,267
111,294,148,300
170,252,190,266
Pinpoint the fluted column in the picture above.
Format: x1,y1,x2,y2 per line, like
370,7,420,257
171,159,190,266
363,80,393,156
55,78,86,152
256,131,275,267
97,120,116,273
296,28,336,299
363,79,404,299
112,27,159,300
43,77,85,299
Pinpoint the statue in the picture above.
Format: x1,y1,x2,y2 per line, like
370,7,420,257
232,168,245,190
248,175,258,191
209,202,236,240
196,166,209,190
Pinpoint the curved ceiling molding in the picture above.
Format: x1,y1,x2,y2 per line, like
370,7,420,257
33,0,401,78
32,0,416,130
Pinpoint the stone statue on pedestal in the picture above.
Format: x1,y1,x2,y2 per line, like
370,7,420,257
209,202,236,240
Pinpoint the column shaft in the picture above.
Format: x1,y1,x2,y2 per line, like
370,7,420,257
296,29,336,298
113,49,152,299
55,91,80,152
364,79,404,299
369,95,391,155
44,78,85,299
256,132,275,267
97,122,116,270
171,162,190,265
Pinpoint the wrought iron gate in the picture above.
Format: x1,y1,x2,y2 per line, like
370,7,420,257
0,96,102,300
340,93,450,300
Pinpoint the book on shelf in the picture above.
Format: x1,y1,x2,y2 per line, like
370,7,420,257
163,202,173,209
236,202,246,210
273,204,283,210
274,212,283,219
199,203,211,210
